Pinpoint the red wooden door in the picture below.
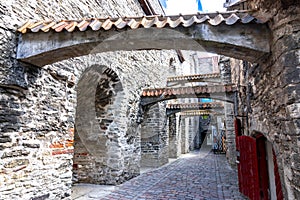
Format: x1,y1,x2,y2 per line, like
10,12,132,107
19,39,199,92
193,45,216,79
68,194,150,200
237,136,260,200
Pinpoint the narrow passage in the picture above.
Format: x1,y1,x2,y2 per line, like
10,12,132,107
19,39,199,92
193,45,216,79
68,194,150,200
72,148,247,200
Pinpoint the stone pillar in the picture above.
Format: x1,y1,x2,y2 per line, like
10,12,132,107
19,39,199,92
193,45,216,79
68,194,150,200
210,116,217,152
189,117,201,150
181,117,190,154
176,114,182,155
188,118,195,151
141,102,169,167
219,56,237,166
194,116,201,149
168,114,180,158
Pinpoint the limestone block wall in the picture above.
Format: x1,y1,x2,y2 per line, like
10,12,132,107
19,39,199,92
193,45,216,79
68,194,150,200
236,1,300,198
188,117,200,151
168,113,181,158
140,102,169,167
73,65,132,185
0,0,181,199
181,117,190,154
0,49,177,199
248,19,299,200
175,114,182,156
219,56,237,166
0,0,148,89
0,65,75,200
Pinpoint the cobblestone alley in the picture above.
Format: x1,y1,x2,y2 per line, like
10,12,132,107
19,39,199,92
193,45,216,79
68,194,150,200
72,147,247,200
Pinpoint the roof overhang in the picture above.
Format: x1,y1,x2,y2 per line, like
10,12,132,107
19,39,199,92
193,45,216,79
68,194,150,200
16,12,271,67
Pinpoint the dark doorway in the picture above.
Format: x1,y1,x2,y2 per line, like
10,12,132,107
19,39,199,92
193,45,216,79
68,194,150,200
255,134,270,200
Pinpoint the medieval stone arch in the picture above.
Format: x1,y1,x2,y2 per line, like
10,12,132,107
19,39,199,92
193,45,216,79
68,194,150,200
73,64,138,184
17,14,271,67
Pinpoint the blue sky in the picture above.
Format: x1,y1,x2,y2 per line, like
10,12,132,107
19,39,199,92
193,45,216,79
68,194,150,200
160,0,226,15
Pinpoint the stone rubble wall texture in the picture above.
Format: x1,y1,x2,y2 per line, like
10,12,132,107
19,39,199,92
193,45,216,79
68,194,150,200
0,49,178,198
219,56,236,166
1,0,298,199
180,118,189,154
241,1,299,199
188,117,201,151
168,113,181,158
0,0,187,199
73,65,134,185
140,102,169,167
168,114,177,158
175,114,182,156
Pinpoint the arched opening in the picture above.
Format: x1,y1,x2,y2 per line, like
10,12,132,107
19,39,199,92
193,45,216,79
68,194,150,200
73,65,131,185
17,15,270,67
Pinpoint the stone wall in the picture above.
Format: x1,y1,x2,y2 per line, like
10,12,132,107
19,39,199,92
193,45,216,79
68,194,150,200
168,113,182,158
0,49,178,199
219,56,237,166
181,118,189,154
73,65,131,185
140,102,169,167
233,1,300,198
0,0,148,89
188,117,200,151
0,0,181,199
168,114,177,158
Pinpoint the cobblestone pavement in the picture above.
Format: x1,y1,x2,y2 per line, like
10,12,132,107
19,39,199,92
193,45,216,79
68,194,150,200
72,148,247,200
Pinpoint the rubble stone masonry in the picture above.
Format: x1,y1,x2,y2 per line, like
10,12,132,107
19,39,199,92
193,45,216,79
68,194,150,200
140,102,169,167
1,0,299,199
0,0,178,199
242,1,299,198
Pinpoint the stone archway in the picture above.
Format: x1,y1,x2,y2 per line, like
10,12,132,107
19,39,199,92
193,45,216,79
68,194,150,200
73,65,135,185
17,13,271,67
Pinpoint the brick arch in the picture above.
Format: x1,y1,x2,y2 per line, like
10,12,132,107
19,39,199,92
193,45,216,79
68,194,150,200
73,64,131,185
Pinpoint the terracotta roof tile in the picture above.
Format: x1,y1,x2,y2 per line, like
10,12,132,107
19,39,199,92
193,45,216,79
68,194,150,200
180,110,213,116
41,21,56,32
18,11,260,34
167,102,224,109
141,84,236,97
167,73,220,83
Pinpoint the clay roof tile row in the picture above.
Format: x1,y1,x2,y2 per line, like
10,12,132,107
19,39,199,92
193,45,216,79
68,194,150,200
180,110,213,116
141,85,236,97
167,73,220,82
18,11,259,34
166,102,224,109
